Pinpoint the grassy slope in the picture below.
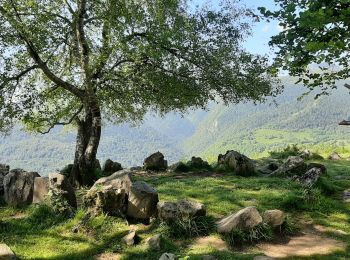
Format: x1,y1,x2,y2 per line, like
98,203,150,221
0,160,349,260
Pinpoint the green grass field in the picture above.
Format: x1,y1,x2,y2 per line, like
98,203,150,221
0,160,350,259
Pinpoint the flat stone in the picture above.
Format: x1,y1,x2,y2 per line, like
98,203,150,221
0,244,16,260
32,177,49,203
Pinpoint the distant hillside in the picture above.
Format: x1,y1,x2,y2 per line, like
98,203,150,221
1,79,350,174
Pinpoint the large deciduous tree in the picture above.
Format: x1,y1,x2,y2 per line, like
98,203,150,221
260,1,350,95
0,0,277,186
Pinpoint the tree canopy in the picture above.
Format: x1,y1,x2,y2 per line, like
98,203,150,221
260,0,350,94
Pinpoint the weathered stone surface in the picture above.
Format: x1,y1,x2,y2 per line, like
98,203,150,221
0,164,9,197
4,169,40,207
144,152,168,171
218,150,255,176
157,199,206,222
33,177,49,204
263,210,286,227
293,167,322,187
216,206,263,233
159,253,178,260
146,234,161,249
84,170,132,216
343,190,350,203
257,160,281,175
49,173,77,208
127,181,159,220
122,231,138,246
307,163,327,174
0,244,16,260
328,152,341,161
102,159,122,174
271,156,307,177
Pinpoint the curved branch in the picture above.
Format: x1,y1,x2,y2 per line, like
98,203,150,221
0,65,39,90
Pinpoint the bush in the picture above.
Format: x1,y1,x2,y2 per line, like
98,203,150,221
27,204,67,229
269,144,301,159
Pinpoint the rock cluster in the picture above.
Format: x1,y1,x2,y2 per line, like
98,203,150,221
217,150,255,176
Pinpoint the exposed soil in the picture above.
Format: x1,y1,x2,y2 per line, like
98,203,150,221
189,235,229,252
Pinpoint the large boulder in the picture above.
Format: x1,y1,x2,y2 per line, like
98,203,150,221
49,173,77,208
157,199,206,222
102,159,122,175
188,157,210,170
3,169,40,207
217,150,255,176
127,181,159,220
263,210,286,227
271,156,307,177
32,177,49,204
328,152,341,161
0,164,10,197
216,206,263,233
144,152,168,171
83,170,132,216
293,167,323,187
0,243,16,260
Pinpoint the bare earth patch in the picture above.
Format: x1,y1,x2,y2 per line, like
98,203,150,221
94,253,121,260
258,232,346,258
190,235,229,252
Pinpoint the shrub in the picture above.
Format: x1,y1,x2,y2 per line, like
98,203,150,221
27,204,67,229
269,144,301,159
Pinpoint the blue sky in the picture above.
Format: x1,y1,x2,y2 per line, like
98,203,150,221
193,0,280,56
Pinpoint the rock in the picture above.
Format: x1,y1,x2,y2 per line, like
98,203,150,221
293,167,322,187
83,170,132,216
271,156,307,177
32,177,49,204
144,152,168,171
0,244,16,260
328,152,341,161
177,199,206,219
257,160,281,175
3,169,40,207
263,210,286,227
49,173,77,208
157,201,179,222
202,256,217,260
343,190,350,203
216,206,263,233
307,163,327,174
122,231,138,246
102,159,122,174
159,253,178,260
217,150,255,176
146,234,161,249
127,181,159,220
157,199,206,222
188,157,210,169
0,164,10,197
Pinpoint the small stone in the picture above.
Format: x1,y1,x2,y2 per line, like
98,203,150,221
146,234,161,249
343,190,350,203
328,152,341,161
159,253,178,260
0,244,16,259
122,231,138,246
263,210,286,227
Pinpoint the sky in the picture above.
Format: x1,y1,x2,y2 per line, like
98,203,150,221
193,0,280,56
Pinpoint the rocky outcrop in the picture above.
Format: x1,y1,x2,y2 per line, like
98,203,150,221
127,181,159,220
157,199,206,222
293,167,322,187
144,152,168,171
32,177,49,204
146,234,161,249
49,173,77,208
216,206,262,233
217,150,255,176
3,169,40,207
257,159,281,175
271,156,307,177
0,164,10,197
122,231,139,246
263,210,286,227
102,159,122,175
0,243,16,260
307,163,327,174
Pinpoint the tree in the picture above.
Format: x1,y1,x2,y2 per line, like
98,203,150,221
260,1,350,95
0,0,277,186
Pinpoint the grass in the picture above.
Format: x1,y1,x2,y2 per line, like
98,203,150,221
0,159,350,259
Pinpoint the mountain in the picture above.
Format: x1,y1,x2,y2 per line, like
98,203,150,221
1,79,350,175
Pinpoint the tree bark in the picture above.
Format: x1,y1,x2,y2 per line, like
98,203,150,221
70,102,102,187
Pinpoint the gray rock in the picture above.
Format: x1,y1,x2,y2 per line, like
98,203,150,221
328,152,341,161
127,181,159,220
0,244,16,259
4,169,40,207
263,210,286,227
122,231,138,246
216,206,262,233
293,167,322,187
343,190,350,203
218,150,255,176
144,152,168,171
188,157,210,169
102,159,122,174
271,156,307,177
49,173,77,208
32,177,49,204
157,199,206,222
157,201,179,222
159,253,178,260
307,163,327,174
146,234,161,249
0,164,10,197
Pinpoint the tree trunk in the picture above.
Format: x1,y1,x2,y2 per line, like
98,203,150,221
70,102,102,187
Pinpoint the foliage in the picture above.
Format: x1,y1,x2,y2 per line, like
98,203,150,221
46,188,75,218
269,144,302,159
260,1,350,93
